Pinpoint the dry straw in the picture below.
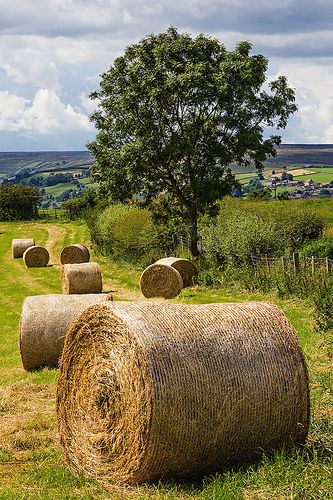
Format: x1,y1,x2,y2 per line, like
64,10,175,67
140,263,183,298
12,238,35,258
61,262,102,294
23,245,50,267
60,244,90,265
57,301,309,486
155,257,197,287
20,293,113,371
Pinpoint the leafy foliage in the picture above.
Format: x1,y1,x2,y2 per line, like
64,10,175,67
0,184,40,220
201,197,324,267
300,235,333,259
88,26,297,256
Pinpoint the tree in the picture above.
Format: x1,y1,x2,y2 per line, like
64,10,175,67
281,171,293,181
247,187,272,200
277,190,290,200
0,184,40,220
88,27,297,258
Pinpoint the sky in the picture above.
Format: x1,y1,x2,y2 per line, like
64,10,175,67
1,0,333,151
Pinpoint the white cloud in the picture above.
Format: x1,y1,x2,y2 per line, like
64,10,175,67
0,88,92,134
1,0,333,147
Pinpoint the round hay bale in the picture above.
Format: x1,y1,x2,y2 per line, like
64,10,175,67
60,244,90,265
140,263,183,298
155,257,197,287
57,301,309,485
12,238,35,258
61,262,102,294
20,293,113,371
23,245,50,267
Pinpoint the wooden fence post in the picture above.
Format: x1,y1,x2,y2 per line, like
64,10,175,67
292,252,300,273
281,256,287,273
326,257,332,274
311,256,315,276
265,254,270,273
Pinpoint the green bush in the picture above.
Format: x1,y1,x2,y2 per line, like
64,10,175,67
0,184,40,220
300,236,333,259
202,198,324,267
275,209,324,252
202,212,281,267
88,203,176,266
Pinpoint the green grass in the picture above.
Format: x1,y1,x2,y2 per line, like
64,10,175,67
0,215,332,498
294,173,333,183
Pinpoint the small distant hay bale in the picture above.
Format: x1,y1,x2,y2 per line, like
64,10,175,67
61,262,102,294
140,263,183,298
60,244,90,265
12,238,35,258
57,301,309,486
20,293,113,371
155,257,197,287
23,245,49,267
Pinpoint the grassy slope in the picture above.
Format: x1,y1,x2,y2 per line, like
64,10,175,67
0,214,332,499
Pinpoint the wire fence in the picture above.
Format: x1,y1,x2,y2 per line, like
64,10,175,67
251,253,333,275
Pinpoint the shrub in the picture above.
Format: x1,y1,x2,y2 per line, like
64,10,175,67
202,198,325,267
300,236,333,259
275,209,324,252
88,203,174,266
0,184,40,220
202,212,281,267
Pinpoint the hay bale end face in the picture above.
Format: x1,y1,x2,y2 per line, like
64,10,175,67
20,293,113,371
12,238,35,258
61,262,102,294
57,301,309,486
60,244,90,265
23,245,49,267
155,257,197,287
140,263,183,298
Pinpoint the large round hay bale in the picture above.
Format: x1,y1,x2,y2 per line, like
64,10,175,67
12,238,35,258
140,263,183,298
57,301,309,486
20,293,113,371
23,245,50,267
155,257,197,287
60,244,90,265
61,262,102,294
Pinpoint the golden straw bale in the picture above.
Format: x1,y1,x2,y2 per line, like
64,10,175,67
57,301,309,486
60,244,90,264
12,238,35,258
155,257,197,287
23,245,50,267
20,293,113,371
61,262,102,294
140,263,183,298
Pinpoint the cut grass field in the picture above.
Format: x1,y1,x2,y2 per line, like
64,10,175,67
0,215,332,498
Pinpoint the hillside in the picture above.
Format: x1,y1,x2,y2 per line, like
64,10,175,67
0,151,94,180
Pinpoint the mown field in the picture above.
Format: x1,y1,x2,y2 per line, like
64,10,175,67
0,214,332,499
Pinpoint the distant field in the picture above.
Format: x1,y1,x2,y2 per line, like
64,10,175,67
293,172,333,183
235,172,257,184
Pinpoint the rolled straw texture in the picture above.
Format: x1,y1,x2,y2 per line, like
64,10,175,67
20,293,112,371
140,263,183,298
60,244,90,265
57,301,309,485
61,262,102,294
12,238,35,258
155,257,197,287
23,245,50,267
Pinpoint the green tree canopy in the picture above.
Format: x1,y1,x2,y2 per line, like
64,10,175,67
88,27,297,257
0,184,40,221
